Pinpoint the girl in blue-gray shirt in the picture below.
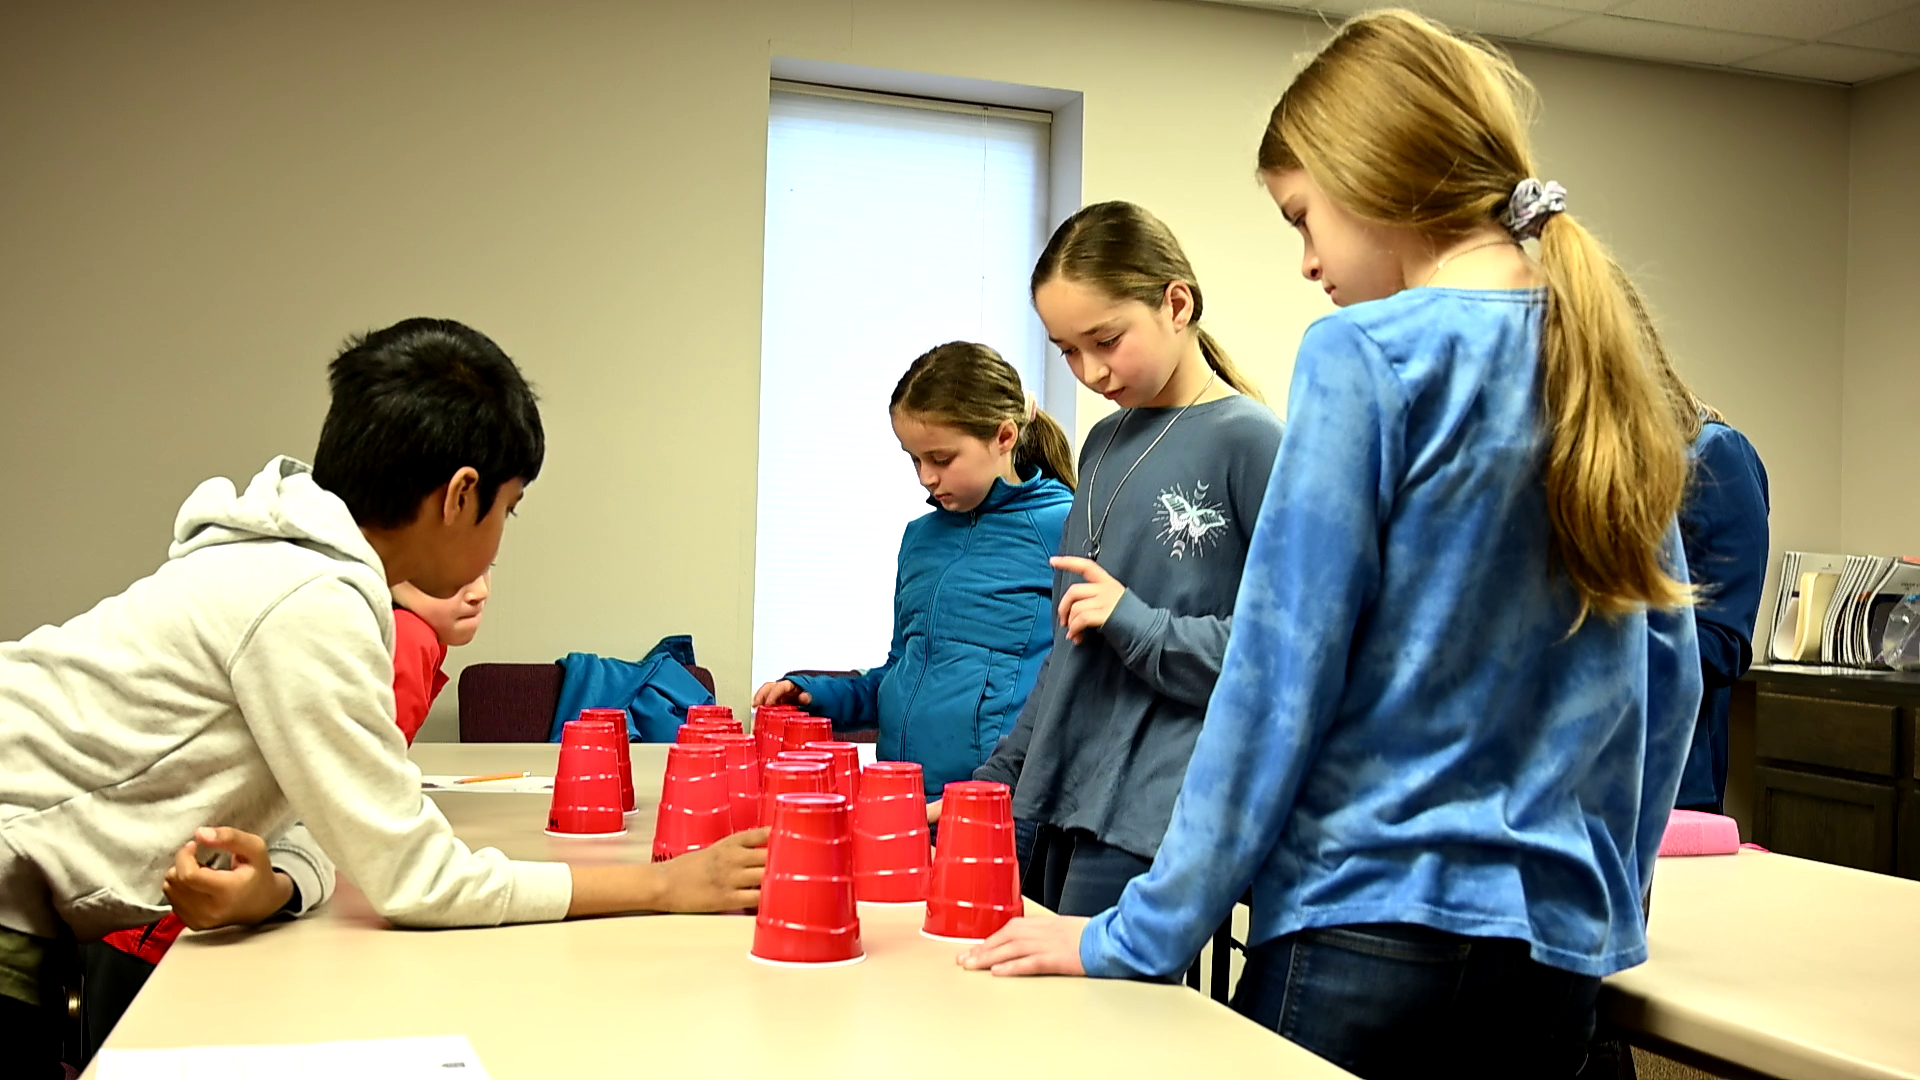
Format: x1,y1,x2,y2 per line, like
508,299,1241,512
967,202,1284,919
962,14,1702,1079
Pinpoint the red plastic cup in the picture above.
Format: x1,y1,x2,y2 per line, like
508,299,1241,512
706,731,762,832
687,705,735,724
653,743,731,861
574,710,635,815
804,742,861,804
758,706,807,781
852,761,930,904
547,719,628,838
922,781,1021,941
776,750,837,793
677,724,719,745
760,760,829,832
782,715,833,754
751,793,864,966
690,718,744,737
754,708,790,769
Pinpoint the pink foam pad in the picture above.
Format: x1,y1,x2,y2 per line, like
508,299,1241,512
1659,809,1742,857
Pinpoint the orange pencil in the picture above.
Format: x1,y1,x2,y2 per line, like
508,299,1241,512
453,771,531,785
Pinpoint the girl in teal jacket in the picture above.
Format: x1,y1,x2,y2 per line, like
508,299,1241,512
754,342,1074,796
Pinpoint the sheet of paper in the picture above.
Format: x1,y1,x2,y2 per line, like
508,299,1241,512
856,743,878,767
421,774,554,793
97,1035,490,1080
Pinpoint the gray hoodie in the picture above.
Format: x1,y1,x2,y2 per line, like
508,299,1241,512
0,457,571,940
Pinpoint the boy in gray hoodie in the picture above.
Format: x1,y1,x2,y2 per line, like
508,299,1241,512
0,319,767,1074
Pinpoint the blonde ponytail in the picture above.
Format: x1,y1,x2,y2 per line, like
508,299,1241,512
1256,9,1691,624
1535,213,1692,623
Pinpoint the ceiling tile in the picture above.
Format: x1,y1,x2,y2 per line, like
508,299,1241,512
1825,4,1920,52
1515,0,1628,10
1203,0,1382,21
1609,0,1913,40
1406,1,1596,37
1246,0,1415,17
1256,0,1383,15
1272,0,1588,36
1734,42,1920,81
1531,15,1790,63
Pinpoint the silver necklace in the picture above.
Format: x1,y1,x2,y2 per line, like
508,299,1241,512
1081,371,1216,560
1423,237,1516,287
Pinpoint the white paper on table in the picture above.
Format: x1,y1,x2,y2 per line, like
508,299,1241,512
96,1035,490,1080
420,774,554,793
856,743,878,767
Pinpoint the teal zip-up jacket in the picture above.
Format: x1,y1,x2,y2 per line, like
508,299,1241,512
788,468,1072,796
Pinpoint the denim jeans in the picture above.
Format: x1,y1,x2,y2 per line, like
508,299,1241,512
1014,817,1039,892
1231,923,1601,1080
1023,824,1153,917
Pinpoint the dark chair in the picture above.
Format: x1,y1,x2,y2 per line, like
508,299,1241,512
1184,916,1243,1004
1183,892,1252,1004
457,661,720,743
457,662,566,742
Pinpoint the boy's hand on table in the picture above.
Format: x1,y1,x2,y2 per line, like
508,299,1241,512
163,827,295,930
656,828,771,912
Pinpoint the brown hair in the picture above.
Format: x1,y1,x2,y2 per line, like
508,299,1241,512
891,342,1076,489
1031,201,1263,402
1258,10,1691,623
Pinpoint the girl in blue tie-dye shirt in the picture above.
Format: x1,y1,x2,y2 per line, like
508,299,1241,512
960,13,1703,1079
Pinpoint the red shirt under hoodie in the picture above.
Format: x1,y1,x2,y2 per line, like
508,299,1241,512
390,606,450,746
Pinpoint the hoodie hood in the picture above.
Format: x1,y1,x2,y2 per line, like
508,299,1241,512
170,456,387,579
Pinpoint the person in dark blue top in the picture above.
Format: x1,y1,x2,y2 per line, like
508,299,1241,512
958,15,1703,1080
754,343,1074,798
1666,384,1771,814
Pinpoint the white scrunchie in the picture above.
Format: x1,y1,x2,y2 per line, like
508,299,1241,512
1500,178,1567,240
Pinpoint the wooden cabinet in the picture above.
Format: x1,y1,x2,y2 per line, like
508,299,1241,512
1744,667,1920,881
1752,765,1896,872
1900,784,1920,879
1752,693,1898,776
1906,710,1920,879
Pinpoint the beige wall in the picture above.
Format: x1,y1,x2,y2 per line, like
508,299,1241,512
0,0,1855,740
1842,69,1920,557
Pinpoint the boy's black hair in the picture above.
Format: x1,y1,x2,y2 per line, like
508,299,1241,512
312,318,544,529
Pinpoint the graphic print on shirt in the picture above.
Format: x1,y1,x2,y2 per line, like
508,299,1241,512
1153,482,1228,559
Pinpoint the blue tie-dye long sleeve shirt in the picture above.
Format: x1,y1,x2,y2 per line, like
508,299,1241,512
1081,288,1702,981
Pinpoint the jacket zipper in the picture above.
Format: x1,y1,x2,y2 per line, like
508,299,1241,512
899,510,978,765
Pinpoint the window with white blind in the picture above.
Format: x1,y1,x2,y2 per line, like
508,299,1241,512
752,82,1053,690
